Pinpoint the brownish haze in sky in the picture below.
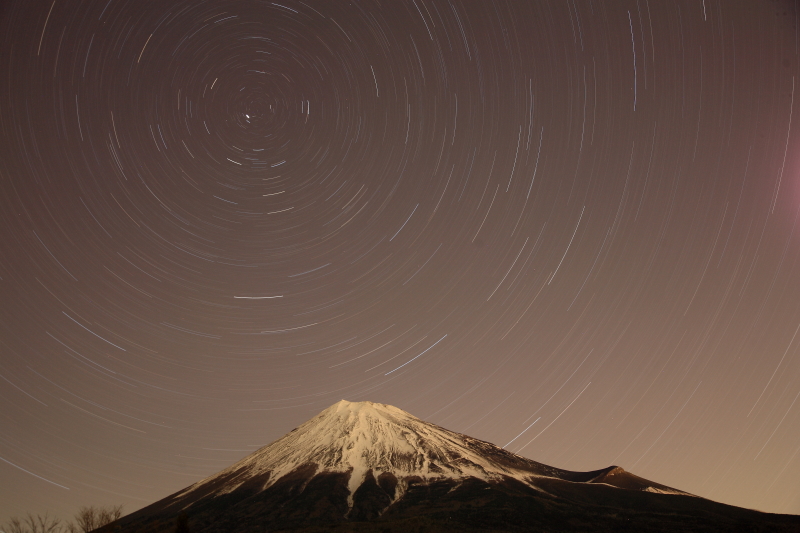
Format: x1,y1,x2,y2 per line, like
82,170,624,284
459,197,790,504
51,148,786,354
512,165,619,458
1,0,799,519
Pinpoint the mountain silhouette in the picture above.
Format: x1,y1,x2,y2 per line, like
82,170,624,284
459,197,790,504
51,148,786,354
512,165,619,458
106,400,800,532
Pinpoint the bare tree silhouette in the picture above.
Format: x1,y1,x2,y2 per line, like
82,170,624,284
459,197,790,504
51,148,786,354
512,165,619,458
3,505,122,533
68,506,123,533
2,513,63,533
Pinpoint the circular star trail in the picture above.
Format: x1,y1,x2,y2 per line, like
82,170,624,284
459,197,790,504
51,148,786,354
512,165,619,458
1,0,800,518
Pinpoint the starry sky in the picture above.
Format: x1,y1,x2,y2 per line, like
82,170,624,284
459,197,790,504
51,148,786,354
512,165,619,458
2,0,800,519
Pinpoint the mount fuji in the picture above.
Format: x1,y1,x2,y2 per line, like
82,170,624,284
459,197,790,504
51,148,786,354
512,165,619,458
107,400,800,532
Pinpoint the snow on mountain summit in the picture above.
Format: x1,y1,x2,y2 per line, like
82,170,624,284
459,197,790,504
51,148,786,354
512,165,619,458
174,400,547,507
171,400,688,512
112,401,797,533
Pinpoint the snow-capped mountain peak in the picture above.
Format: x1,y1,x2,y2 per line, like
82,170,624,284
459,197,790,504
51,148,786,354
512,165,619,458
114,401,799,533
177,400,540,507
169,400,688,513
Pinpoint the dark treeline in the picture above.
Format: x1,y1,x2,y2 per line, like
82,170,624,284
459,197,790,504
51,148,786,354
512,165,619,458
2,507,191,533
2,505,122,533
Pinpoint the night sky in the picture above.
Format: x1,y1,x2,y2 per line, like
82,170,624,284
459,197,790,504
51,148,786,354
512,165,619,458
2,0,800,519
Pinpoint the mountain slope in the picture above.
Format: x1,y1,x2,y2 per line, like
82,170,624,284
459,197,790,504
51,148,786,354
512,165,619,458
109,400,800,532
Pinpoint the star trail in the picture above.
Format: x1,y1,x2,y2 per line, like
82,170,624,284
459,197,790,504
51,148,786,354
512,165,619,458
1,0,800,519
